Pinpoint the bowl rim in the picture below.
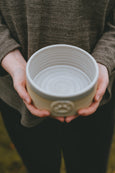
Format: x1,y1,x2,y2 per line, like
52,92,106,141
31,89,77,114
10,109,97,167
26,44,99,100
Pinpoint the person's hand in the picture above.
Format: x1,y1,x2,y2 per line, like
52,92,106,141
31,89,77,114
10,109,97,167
1,49,51,118
13,65,65,121
13,66,51,118
65,63,109,123
1,49,65,122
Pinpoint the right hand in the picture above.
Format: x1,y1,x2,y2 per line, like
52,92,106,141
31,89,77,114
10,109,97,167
1,49,65,122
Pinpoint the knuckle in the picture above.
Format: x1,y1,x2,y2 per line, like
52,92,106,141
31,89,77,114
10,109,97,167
33,111,44,117
97,90,105,98
27,108,36,115
19,92,26,100
100,90,105,97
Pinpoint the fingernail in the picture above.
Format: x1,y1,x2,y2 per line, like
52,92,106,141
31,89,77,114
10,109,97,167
96,95,100,101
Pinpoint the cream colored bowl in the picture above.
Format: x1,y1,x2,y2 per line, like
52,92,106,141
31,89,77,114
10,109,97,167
26,44,99,117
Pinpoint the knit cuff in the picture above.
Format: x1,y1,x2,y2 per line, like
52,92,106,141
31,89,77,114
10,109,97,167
0,39,21,76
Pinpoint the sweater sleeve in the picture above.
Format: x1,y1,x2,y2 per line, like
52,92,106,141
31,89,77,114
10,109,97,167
0,11,21,75
92,8,115,77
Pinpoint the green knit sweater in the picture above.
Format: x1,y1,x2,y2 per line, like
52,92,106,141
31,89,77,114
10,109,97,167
0,0,115,127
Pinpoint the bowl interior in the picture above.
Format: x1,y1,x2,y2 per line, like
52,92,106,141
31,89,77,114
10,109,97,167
27,45,98,98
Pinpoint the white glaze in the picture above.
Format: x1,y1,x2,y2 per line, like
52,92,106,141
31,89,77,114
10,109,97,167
33,65,91,96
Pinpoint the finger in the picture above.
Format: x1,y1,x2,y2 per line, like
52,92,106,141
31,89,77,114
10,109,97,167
78,101,100,116
14,82,31,104
94,82,107,102
24,101,50,117
95,72,108,102
65,114,79,123
53,116,65,122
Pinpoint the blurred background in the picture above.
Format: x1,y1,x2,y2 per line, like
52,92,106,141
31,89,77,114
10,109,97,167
0,112,115,173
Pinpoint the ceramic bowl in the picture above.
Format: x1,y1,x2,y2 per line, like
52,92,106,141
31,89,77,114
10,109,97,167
26,44,99,117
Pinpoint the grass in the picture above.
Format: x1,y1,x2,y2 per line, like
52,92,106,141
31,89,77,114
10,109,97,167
0,113,115,173
0,113,26,173
107,132,115,173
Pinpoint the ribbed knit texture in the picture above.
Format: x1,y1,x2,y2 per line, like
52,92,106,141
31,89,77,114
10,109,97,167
0,0,115,127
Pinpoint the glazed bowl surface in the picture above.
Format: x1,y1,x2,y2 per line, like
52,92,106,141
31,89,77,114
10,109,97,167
26,44,99,117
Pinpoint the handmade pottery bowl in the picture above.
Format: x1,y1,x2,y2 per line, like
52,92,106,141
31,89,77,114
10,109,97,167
26,44,99,117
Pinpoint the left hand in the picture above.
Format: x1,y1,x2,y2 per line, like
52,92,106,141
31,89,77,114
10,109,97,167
65,63,109,123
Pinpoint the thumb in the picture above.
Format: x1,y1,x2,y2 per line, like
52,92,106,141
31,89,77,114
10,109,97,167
94,80,107,102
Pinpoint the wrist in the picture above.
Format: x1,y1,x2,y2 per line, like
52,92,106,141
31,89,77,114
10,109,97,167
97,63,109,76
97,63,109,85
1,49,26,77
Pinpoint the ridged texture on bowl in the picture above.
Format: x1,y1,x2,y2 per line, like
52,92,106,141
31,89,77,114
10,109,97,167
26,44,98,116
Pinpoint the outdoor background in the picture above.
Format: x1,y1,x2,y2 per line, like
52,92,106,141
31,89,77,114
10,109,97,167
0,112,115,173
